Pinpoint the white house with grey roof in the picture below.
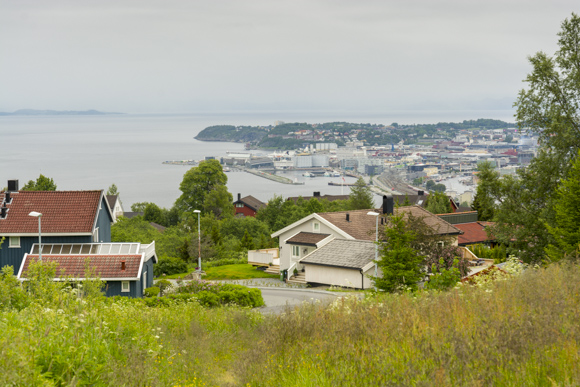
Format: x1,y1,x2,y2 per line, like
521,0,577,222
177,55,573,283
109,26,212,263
270,195,462,288
300,239,379,289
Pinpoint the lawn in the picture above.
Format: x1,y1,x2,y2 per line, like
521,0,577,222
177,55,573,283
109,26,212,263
203,264,280,280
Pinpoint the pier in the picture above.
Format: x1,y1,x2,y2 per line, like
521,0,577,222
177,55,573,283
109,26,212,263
242,167,304,185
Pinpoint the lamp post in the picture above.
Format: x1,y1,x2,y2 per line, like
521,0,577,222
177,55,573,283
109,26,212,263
28,211,43,261
367,211,380,289
193,210,201,272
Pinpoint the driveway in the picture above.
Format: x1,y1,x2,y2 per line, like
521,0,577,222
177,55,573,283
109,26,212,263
168,278,354,314
257,287,346,314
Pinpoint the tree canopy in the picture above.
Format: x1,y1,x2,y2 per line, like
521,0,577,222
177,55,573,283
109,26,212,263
21,174,57,191
175,160,231,218
348,177,374,210
477,13,580,263
424,191,452,214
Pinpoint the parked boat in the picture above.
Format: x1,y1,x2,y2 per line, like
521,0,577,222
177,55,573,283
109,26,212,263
303,172,314,177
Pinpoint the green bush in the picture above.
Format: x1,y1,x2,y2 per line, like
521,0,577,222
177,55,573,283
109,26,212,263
195,291,220,307
0,266,29,311
154,279,172,296
175,280,264,307
154,257,188,276
143,287,160,297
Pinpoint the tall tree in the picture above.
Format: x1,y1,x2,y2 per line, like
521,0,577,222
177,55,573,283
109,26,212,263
471,161,497,221
546,152,580,261
478,13,580,263
348,177,374,210
106,184,119,196
175,160,230,217
374,214,425,292
424,191,452,214
21,174,57,191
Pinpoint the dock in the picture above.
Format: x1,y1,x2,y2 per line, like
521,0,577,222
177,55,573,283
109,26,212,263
242,168,304,185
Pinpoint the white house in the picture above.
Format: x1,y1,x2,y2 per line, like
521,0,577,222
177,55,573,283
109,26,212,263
270,196,463,288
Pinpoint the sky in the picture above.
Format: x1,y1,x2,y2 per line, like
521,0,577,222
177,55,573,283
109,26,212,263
0,1,577,115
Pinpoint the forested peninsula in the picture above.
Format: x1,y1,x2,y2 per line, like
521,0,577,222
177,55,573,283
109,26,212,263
195,119,514,149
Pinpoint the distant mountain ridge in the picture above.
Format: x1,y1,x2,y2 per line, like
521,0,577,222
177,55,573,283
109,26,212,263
0,109,123,116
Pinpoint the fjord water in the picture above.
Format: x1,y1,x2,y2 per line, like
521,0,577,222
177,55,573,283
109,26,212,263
0,110,514,208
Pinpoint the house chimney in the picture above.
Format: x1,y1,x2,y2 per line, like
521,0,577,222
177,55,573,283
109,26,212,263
418,190,424,196
346,213,350,222
237,193,241,201
7,180,18,192
382,195,394,215
313,192,320,197
121,261,126,271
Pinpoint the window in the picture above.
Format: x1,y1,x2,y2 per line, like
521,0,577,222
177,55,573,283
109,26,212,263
121,281,130,292
437,241,445,247
292,245,300,258
236,203,244,208
313,222,320,232
9,236,20,248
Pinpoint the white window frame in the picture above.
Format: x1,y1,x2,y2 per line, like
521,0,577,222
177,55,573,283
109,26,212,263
9,236,20,248
121,281,130,292
313,222,320,232
292,245,300,258
142,271,147,293
93,227,99,242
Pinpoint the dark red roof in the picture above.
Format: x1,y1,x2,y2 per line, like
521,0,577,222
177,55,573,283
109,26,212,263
19,254,142,279
455,221,495,245
0,191,102,234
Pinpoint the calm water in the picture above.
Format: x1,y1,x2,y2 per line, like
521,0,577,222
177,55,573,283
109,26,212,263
0,110,514,208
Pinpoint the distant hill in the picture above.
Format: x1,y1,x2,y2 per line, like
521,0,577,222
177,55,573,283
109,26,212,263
0,109,123,116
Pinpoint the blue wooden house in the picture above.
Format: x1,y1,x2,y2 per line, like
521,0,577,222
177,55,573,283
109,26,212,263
17,242,158,298
0,181,114,272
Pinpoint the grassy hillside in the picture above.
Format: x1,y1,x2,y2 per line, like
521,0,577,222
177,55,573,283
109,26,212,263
1,263,579,386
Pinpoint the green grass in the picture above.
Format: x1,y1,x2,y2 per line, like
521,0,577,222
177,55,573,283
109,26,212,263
203,264,280,280
2,261,580,386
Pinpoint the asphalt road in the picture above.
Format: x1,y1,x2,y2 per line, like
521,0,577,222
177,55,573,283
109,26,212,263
257,287,343,314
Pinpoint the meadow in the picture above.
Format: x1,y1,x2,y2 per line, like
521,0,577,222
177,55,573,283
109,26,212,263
1,262,579,386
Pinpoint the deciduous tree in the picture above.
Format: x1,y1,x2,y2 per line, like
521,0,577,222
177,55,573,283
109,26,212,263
21,174,57,191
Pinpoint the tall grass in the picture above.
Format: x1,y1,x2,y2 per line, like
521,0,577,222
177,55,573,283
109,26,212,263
1,262,579,386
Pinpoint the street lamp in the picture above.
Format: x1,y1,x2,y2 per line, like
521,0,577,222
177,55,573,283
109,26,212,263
367,211,380,289
193,210,201,272
28,211,42,262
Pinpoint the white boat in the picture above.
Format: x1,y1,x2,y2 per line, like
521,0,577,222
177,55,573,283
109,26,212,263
323,172,331,177
332,171,341,177
303,172,314,177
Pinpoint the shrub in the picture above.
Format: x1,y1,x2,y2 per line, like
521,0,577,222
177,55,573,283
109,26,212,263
154,279,172,296
143,287,160,297
154,257,188,276
0,266,29,311
195,291,220,307
175,280,264,307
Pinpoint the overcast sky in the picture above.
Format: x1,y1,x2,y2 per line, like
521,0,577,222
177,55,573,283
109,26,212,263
0,1,576,114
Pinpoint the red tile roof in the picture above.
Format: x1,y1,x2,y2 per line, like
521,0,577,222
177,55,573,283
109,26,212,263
0,191,102,234
19,254,142,279
455,221,495,245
